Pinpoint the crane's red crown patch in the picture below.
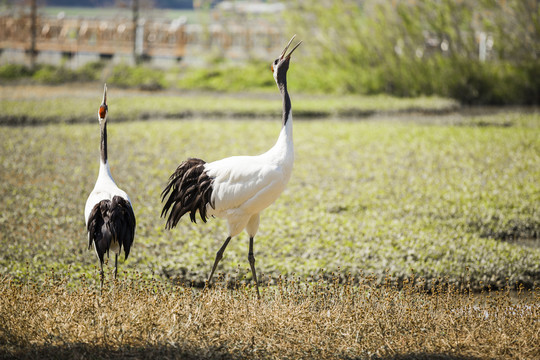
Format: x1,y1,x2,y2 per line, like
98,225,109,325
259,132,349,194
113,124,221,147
99,105,107,119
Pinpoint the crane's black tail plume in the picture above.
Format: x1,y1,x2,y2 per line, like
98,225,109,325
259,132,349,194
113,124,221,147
87,196,136,263
161,158,215,229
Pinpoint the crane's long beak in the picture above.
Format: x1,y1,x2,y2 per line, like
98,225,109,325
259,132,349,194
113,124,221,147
280,35,302,60
102,83,107,106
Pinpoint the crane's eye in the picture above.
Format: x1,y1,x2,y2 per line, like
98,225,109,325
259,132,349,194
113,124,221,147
271,59,279,72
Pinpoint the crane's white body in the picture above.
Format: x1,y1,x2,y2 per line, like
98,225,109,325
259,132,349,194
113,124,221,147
85,84,136,292
205,115,293,237
161,35,301,297
85,160,131,255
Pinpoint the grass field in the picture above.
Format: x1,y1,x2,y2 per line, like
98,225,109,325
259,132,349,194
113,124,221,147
0,84,459,125
0,84,539,359
1,273,538,359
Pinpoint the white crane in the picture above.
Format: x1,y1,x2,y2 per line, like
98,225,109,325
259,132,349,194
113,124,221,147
161,35,302,298
85,84,136,290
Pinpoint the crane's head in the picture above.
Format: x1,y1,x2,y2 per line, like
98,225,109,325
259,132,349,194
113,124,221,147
271,35,302,85
98,84,108,124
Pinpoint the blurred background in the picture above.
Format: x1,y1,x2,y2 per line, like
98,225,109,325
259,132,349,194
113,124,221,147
1,0,538,104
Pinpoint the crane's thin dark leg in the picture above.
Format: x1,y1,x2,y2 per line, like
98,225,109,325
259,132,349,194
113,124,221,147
207,236,231,286
248,236,260,299
99,261,104,293
114,254,118,279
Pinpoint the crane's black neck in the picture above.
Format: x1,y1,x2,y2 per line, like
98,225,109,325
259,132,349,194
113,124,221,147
100,121,108,164
279,80,291,126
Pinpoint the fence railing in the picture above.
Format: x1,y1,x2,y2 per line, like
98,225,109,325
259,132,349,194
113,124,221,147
0,15,284,60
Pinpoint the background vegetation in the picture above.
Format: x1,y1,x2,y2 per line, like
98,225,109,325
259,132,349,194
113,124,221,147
287,0,539,104
1,1,538,104
0,84,458,125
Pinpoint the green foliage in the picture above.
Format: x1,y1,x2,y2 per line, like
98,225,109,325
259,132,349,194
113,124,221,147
177,60,275,92
29,61,105,84
107,64,167,90
76,60,106,81
32,65,77,84
286,0,540,104
0,64,32,80
0,61,166,90
441,58,540,105
0,61,165,89
2,1,538,103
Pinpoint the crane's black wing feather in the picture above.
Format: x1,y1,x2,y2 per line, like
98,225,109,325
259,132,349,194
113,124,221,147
161,158,214,228
87,196,136,263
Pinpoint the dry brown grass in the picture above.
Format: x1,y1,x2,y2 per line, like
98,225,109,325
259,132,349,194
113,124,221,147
1,272,538,360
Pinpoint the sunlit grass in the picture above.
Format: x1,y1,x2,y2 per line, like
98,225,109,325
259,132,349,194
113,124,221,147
0,114,538,291
1,272,538,359
0,84,459,124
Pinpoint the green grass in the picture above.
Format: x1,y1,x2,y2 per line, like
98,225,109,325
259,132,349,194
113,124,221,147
0,84,458,125
0,105,538,291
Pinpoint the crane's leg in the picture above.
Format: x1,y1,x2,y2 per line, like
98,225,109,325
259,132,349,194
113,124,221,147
248,236,260,299
99,261,104,293
207,236,231,286
114,254,118,279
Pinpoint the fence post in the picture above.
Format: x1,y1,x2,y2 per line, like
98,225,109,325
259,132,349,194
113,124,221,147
478,31,487,62
132,0,140,64
29,0,37,69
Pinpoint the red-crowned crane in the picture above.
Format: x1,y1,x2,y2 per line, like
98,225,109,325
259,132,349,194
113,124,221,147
161,35,302,298
85,84,136,290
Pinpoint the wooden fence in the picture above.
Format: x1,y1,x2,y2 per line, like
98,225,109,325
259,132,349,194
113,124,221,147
0,15,283,59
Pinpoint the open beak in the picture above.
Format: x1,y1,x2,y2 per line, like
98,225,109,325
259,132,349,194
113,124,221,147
102,83,107,106
280,35,302,60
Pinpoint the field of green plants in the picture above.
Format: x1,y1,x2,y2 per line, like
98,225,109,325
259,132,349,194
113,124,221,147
0,83,458,125
1,84,539,359
0,85,538,292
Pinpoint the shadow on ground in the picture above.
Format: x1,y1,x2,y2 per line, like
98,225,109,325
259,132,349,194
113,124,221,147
1,344,234,360
373,354,481,360
1,344,483,360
